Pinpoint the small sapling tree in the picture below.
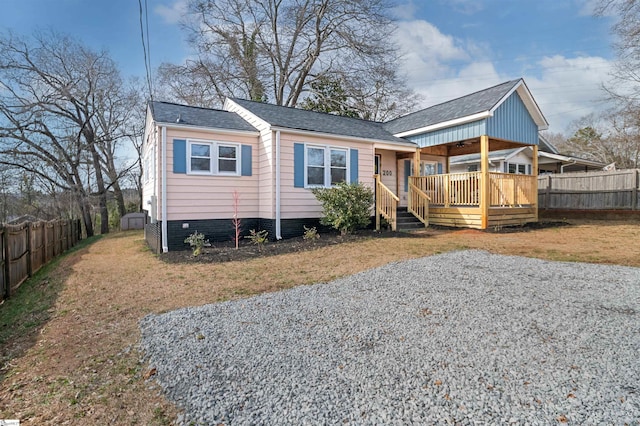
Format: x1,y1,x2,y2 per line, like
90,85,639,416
231,189,241,249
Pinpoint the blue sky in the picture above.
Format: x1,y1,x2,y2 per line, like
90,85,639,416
0,0,617,134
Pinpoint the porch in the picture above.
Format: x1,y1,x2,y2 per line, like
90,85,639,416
374,135,539,230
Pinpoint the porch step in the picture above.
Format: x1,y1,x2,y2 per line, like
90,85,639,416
395,208,425,231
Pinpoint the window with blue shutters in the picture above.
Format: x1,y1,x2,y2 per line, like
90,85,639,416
294,143,357,188
173,139,252,176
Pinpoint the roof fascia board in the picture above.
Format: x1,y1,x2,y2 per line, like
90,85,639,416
270,125,417,148
155,122,260,137
393,111,492,138
373,142,419,152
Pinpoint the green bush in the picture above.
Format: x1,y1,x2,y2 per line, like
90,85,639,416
311,182,373,235
303,225,320,241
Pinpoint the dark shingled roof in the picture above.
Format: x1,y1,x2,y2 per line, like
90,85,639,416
149,101,257,132
230,98,412,145
383,80,522,135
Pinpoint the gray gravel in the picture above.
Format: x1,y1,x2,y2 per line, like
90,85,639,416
139,250,640,425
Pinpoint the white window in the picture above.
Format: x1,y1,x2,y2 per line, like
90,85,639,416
305,145,349,187
188,140,240,175
506,162,528,175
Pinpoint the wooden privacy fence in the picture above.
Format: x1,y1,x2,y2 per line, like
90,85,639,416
1,219,81,301
538,169,640,210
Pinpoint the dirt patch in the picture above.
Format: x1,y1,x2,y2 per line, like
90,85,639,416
1,220,639,424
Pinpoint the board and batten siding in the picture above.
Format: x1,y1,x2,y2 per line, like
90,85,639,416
278,132,375,220
407,120,486,148
164,128,260,221
487,91,539,145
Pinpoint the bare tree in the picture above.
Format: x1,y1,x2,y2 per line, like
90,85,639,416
596,0,640,106
0,32,141,235
157,0,418,119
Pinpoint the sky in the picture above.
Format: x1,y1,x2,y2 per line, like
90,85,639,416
0,0,619,135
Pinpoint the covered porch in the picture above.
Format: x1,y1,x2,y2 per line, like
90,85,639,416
375,135,539,230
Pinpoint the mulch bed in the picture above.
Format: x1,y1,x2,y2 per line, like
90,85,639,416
161,221,569,264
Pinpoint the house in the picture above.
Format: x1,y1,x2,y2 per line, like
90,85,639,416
449,135,606,174
142,79,549,252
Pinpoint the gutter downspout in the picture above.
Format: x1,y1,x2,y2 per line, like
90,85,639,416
560,160,576,174
161,126,168,252
275,130,282,240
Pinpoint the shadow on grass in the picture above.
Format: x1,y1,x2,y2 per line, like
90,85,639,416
0,235,103,382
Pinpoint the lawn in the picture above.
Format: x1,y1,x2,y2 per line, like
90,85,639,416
1,220,639,425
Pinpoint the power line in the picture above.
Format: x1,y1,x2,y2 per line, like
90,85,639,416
139,0,153,101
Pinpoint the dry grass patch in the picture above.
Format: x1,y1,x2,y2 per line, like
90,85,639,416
0,220,639,424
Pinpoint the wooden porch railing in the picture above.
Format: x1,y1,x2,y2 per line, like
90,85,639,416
374,174,399,231
409,172,481,207
409,172,536,207
489,172,536,206
408,182,430,227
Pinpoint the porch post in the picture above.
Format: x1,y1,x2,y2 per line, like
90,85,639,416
532,144,539,222
413,148,420,177
480,135,490,229
374,174,381,231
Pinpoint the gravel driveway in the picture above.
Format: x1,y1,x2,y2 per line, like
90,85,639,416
140,250,640,425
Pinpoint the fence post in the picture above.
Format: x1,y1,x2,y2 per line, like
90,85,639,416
3,226,10,299
632,169,638,211
26,224,32,278
545,175,551,210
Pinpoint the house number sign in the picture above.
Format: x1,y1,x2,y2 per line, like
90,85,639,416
382,170,392,176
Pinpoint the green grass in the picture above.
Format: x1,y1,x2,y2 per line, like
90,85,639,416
0,235,102,369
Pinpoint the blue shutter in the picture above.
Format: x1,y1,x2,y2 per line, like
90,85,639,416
173,139,186,174
241,145,252,176
349,149,358,183
437,163,443,174
404,160,411,192
294,143,305,188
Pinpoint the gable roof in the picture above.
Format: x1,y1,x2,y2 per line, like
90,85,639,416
149,101,258,132
228,98,411,145
384,79,548,137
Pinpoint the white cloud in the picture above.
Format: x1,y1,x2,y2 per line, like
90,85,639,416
154,0,187,25
525,55,614,133
394,16,615,134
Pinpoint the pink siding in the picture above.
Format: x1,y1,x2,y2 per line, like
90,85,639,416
164,128,260,221
278,132,375,220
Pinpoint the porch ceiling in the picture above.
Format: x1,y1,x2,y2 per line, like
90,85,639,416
418,137,531,157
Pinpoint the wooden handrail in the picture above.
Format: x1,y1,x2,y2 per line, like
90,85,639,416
374,174,398,231
408,182,430,227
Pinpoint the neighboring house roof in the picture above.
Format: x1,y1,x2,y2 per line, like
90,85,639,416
383,79,548,137
149,101,258,132
538,151,606,169
450,148,525,165
538,134,559,154
228,98,413,145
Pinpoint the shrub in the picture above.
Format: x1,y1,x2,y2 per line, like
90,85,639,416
303,225,320,241
184,231,209,256
311,182,373,235
245,229,268,250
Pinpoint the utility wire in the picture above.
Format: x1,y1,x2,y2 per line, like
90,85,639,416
139,0,153,101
